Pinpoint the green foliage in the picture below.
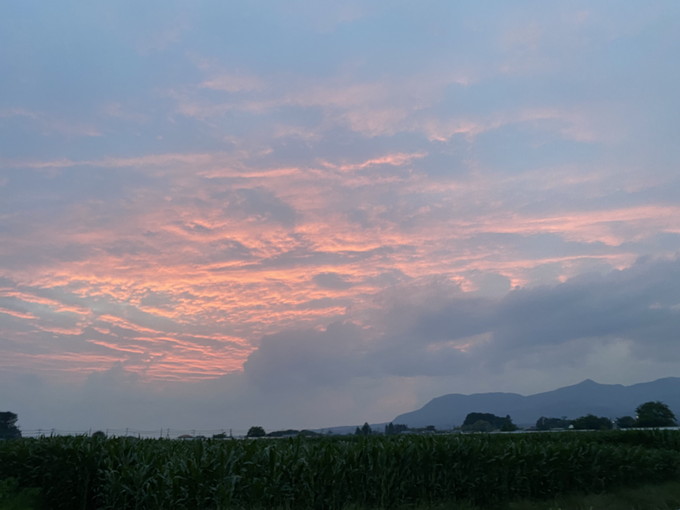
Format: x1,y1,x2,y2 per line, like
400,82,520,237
1,431,680,509
504,480,680,510
636,401,677,428
246,426,266,438
571,414,613,430
0,478,42,510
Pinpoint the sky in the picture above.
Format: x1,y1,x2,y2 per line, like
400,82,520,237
1,1,680,433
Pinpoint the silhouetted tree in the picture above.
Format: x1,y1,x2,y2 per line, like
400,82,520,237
267,429,300,437
355,422,372,436
571,414,612,430
246,426,266,438
635,401,677,427
462,412,517,432
615,416,636,429
535,416,572,430
465,420,493,433
500,415,518,431
384,423,409,435
0,412,21,439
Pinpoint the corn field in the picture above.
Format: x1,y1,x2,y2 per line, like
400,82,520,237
1,430,680,509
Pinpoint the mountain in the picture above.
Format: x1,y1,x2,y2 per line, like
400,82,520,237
392,377,680,429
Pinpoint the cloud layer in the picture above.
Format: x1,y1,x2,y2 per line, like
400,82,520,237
1,1,680,431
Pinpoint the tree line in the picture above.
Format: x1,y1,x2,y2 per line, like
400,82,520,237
370,401,677,436
536,401,677,431
2,401,676,441
145,401,680,439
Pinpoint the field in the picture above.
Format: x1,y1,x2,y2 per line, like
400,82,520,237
1,430,680,509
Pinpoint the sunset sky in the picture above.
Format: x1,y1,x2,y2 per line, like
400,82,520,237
2,1,680,433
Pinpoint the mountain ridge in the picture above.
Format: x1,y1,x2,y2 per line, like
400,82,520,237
392,377,680,429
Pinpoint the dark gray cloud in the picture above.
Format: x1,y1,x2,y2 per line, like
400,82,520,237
243,322,367,391
495,257,680,352
242,256,680,388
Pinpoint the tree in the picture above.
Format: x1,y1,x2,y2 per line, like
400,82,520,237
500,415,518,432
385,423,409,435
463,412,496,427
615,416,636,429
535,416,571,430
246,426,266,438
394,423,408,434
465,420,494,433
462,412,517,432
635,401,677,428
267,429,299,437
355,422,373,435
571,414,613,430
0,411,21,439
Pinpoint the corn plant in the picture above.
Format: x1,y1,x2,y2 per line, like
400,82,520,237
1,430,680,509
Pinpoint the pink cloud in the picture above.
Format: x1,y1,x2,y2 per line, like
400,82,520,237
35,325,85,336
0,289,91,315
2,134,677,385
484,205,680,245
320,152,426,172
0,307,38,320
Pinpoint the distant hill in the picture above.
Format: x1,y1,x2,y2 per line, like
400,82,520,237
392,377,680,429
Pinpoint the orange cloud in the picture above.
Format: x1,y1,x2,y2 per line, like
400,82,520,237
35,325,84,336
0,307,37,320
